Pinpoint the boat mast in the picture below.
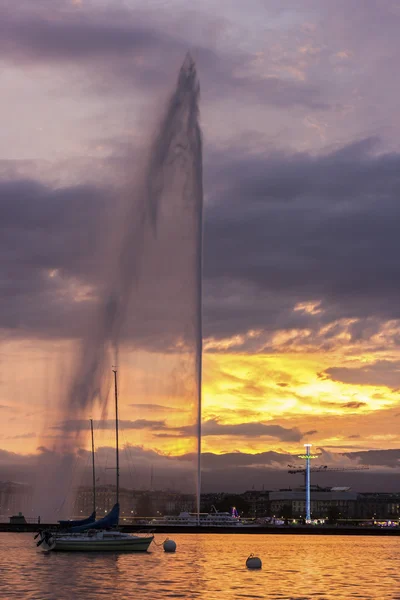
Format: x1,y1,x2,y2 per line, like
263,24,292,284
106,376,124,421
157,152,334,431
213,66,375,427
112,368,120,506
90,418,96,515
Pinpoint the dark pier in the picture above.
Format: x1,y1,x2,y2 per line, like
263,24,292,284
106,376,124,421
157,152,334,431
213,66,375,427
2,522,400,536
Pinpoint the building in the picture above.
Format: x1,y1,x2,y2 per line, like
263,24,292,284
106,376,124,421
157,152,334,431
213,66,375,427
200,492,227,512
74,485,135,517
269,486,358,519
0,481,33,517
242,490,270,518
72,485,400,522
355,493,400,520
73,486,195,518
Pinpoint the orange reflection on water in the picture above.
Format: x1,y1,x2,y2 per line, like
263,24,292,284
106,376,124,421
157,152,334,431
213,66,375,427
3,533,400,599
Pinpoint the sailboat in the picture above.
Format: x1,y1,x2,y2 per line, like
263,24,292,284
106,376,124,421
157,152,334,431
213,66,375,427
36,369,154,552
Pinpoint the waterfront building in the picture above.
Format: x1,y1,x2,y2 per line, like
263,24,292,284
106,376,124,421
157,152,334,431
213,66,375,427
0,481,33,517
355,493,400,520
72,485,400,522
74,485,135,517
269,486,358,519
242,490,270,518
73,486,194,518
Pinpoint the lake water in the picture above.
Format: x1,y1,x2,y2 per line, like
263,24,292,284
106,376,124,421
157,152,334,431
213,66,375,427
2,532,400,599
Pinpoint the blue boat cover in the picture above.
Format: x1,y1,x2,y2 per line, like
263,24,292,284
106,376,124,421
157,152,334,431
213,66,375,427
59,511,96,528
70,503,120,533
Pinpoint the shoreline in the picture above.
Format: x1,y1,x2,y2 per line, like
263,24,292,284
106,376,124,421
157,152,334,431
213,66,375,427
2,523,400,536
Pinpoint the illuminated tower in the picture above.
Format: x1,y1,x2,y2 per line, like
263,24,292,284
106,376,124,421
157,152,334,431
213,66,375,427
298,443,318,522
304,444,311,521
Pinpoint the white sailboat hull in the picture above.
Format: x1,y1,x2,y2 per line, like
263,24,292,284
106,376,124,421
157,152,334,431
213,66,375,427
40,531,154,553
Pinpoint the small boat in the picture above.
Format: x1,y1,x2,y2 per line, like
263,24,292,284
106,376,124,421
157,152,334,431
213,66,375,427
36,369,154,552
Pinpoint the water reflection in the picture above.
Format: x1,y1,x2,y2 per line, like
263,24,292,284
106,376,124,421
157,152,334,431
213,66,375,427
2,533,400,599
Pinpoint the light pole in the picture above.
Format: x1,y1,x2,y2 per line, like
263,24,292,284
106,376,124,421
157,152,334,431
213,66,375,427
297,443,318,522
304,444,311,522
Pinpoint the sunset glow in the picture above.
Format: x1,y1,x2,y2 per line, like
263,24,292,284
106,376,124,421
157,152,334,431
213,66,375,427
2,0,400,494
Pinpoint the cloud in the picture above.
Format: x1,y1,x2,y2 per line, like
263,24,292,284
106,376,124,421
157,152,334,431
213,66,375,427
3,137,400,353
0,178,111,337
6,432,36,440
202,420,303,441
203,137,400,343
0,448,32,464
52,419,167,432
157,418,304,442
325,361,400,389
0,4,179,64
2,443,400,472
1,0,400,493
341,401,367,409
0,1,328,110
130,404,178,412
343,448,400,468
178,449,292,469
1,443,400,494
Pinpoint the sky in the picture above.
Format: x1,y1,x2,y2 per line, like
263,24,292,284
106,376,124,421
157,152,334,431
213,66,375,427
2,0,400,495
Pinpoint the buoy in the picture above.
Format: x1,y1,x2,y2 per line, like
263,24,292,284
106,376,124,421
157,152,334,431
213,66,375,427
246,554,262,569
163,539,177,553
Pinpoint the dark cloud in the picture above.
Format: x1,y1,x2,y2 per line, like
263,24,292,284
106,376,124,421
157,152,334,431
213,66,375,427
1,444,400,494
202,419,303,441
0,448,30,464
325,361,400,389
6,432,36,440
0,1,328,109
6,444,400,473
157,418,303,442
0,178,111,337
0,1,180,64
130,404,176,412
0,11,170,63
198,449,290,469
52,419,166,432
203,137,400,342
343,448,400,468
341,401,367,409
3,137,400,348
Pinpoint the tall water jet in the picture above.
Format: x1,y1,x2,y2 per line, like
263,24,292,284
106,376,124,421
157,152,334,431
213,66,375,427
35,54,203,519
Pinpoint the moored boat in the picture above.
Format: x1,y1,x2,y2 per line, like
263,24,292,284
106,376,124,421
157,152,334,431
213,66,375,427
38,529,153,552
